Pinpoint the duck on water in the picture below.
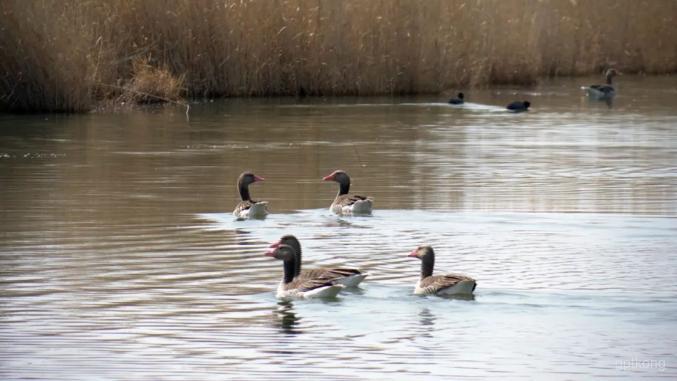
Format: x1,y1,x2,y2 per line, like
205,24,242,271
506,100,530,112
322,170,373,215
265,244,345,300
269,235,368,287
448,92,465,105
583,68,620,100
408,246,476,296
232,172,269,219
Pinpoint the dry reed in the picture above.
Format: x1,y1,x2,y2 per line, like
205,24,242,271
119,57,185,104
1,0,676,112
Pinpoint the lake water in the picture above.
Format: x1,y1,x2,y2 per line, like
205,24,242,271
1,76,676,379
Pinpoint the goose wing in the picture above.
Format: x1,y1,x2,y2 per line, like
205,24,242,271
335,194,370,207
233,200,255,215
597,85,614,94
589,84,614,93
419,274,475,294
299,267,362,280
233,200,268,215
284,275,340,292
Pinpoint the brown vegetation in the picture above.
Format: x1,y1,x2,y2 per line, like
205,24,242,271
119,57,185,104
1,0,676,112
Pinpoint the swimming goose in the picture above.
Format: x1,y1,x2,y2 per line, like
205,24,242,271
265,245,344,299
408,246,476,296
584,68,620,100
233,172,268,219
322,170,373,215
448,92,465,105
506,101,530,112
270,235,368,287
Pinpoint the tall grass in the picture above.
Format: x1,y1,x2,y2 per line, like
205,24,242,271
1,0,676,112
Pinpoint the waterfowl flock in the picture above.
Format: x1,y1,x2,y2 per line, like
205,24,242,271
449,90,533,111
233,68,622,300
447,67,622,111
263,235,472,300
231,170,475,300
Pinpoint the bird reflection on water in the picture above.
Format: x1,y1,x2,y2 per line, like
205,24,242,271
436,293,476,302
586,96,614,109
273,301,302,335
418,307,435,339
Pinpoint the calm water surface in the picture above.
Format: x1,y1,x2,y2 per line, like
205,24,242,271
1,76,677,379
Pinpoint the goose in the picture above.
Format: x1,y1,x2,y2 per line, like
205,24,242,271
408,246,476,296
270,235,368,287
584,68,620,100
322,170,373,215
232,172,268,219
506,101,530,112
448,92,465,105
265,245,344,299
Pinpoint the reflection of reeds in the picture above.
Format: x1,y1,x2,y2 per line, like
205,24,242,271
1,0,675,112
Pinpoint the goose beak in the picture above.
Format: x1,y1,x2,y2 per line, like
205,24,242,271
407,249,418,258
264,248,276,257
254,175,265,182
269,240,281,248
322,174,333,181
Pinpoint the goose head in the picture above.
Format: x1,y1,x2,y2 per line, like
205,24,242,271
266,244,298,283
237,172,265,188
265,244,296,261
605,68,620,78
457,92,464,100
271,235,301,253
322,169,350,185
408,245,436,277
322,169,351,195
237,171,264,201
270,235,302,276
408,245,435,261
604,68,621,84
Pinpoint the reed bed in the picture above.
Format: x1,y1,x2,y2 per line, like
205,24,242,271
1,0,676,112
